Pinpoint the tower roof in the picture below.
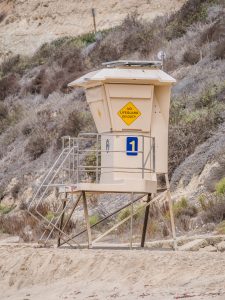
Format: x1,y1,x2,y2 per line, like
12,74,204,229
68,61,176,88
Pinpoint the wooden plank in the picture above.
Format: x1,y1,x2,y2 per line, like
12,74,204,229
82,191,92,248
141,193,151,247
57,198,67,247
165,174,177,250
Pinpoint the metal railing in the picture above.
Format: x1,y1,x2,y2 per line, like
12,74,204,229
61,132,155,185
28,132,155,211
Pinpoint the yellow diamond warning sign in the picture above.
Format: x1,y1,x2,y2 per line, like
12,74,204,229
118,102,141,126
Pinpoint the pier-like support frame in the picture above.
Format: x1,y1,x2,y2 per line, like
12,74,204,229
36,173,177,250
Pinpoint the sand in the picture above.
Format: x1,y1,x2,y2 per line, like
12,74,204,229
0,243,225,300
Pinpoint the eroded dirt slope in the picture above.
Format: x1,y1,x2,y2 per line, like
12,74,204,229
0,0,186,58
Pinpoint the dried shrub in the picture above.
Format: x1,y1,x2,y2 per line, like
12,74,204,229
0,55,20,77
0,74,20,100
90,13,164,65
216,220,225,234
200,20,225,44
11,183,21,199
165,0,208,40
90,33,122,65
0,12,6,23
49,44,84,73
0,102,8,119
169,111,221,176
173,197,197,218
168,86,223,176
59,110,85,138
163,197,197,231
183,47,200,65
0,210,40,241
21,122,34,136
198,193,225,223
121,13,160,57
25,134,49,160
0,103,10,134
25,43,84,97
213,39,225,60
84,152,97,182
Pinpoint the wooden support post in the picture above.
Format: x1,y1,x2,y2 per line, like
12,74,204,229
82,191,92,248
165,174,177,250
141,193,151,248
130,193,134,250
57,195,67,247
91,8,97,34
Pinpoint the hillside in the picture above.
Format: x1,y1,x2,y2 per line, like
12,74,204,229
0,0,186,60
0,0,225,241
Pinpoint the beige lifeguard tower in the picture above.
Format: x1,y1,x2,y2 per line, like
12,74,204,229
68,60,175,194
28,61,177,249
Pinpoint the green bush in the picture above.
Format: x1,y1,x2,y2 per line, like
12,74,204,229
45,211,55,221
173,197,197,218
216,178,225,195
117,207,131,222
89,214,100,226
0,204,15,215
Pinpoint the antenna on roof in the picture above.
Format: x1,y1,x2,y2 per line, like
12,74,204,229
157,51,166,70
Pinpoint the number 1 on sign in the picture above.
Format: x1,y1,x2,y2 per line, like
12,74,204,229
126,137,138,156
129,140,135,152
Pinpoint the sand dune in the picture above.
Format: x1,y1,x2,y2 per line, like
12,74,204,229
1,243,225,299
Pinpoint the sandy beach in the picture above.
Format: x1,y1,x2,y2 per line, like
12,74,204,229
1,243,225,300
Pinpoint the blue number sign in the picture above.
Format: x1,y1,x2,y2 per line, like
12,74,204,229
126,137,138,156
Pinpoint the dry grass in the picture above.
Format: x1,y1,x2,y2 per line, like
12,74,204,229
198,193,225,223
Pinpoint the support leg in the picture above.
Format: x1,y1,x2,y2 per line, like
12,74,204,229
130,193,134,250
57,195,67,247
82,191,92,248
165,174,177,250
141,193,151,248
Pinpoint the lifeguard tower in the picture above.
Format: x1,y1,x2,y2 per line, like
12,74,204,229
28,61,177,249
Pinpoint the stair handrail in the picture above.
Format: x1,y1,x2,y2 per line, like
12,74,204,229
28,145,78,210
